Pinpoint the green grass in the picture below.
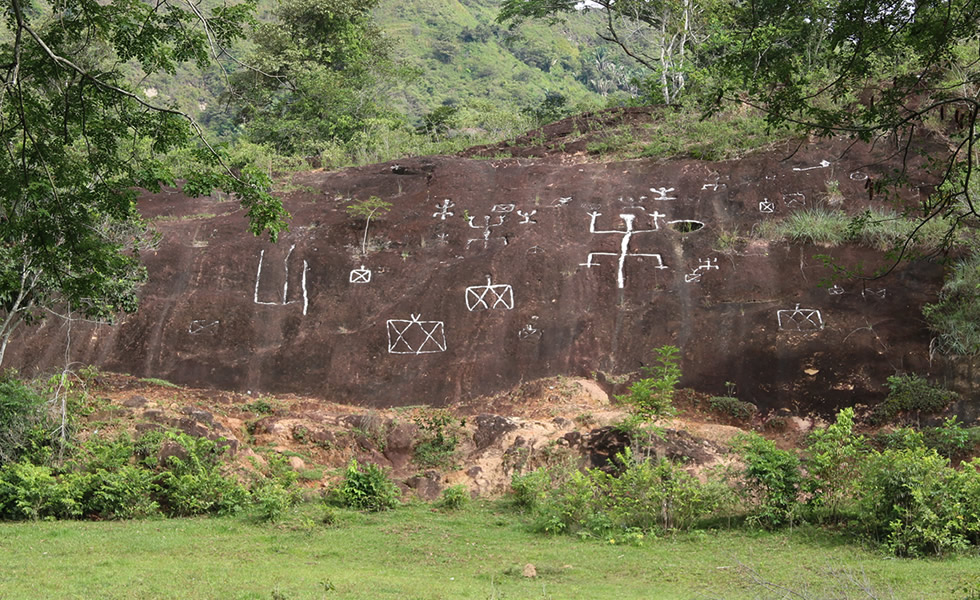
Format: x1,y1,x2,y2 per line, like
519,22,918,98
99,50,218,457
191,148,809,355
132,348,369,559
1,501,978,599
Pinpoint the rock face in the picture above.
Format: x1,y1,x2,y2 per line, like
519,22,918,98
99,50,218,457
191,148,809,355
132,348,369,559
10,126,948,413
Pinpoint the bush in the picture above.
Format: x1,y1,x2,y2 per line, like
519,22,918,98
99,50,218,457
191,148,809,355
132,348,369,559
332,459,400,512
924,253,980,356
708,396,757,421
871,374,957,424
153,433,248,517
437,485,469,510
82,466,160,519
0,461,76,520
0,378,56,466
735,433,803,529
615,345,680,422
803,408,866,521
412,409,464,469
858,447,980,556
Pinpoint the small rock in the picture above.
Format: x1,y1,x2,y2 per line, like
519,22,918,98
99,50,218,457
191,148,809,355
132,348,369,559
121,395,148,408
288,456,306,470
522,564,537,578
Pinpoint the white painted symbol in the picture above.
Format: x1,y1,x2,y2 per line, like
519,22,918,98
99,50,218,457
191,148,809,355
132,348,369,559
492,204,515,213
828,284,845,296
517,209,537,224
387,315,447,354
189,320,220,334
667,219,705,231
519,316,541,341
850,172,869,181
466,215,507,249
465,277,514,311
579,212,667,289
784,192,806,206
254,244,309,315
862,288,886,300
349,265,372,284
701,182,727,191
793,159,831,172
650,187,677,200
777,304,824,331
435,233,448,244
433,199,454,220
553,197,573,208
759,200,775,213
684,258,719,283
526,245,544,255
765,174,777,180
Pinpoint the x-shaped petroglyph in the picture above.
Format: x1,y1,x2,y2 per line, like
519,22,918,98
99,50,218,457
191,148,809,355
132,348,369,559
777,304,824,331
465,276,514,311
387,315,447,354
349,265,372,283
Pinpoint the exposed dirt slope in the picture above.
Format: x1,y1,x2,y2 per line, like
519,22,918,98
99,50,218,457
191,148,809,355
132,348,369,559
12,110,952,414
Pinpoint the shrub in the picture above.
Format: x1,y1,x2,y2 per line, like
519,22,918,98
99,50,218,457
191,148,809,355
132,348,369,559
412,409,464,469
154,433,248,516
0,378,55,466
871,374,957,424
437,485,469,510
708,396,757,421
82,466,160,519
332,459,399,512
735,433,803,529
803,408,866,521
0,461,75,520
615,345,680,423
924,253,980,356
858,447,980,556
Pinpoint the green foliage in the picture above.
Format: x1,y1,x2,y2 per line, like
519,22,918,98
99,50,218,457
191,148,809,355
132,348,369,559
0,378,55,466
871,374,958,424
437,485,469,510
346,196,393,257
802,408,866,521
924,253,980,356
735,433,802,529
858,448,980,556
519,449,720,538
227,0,393,154
707,396,757,421
615,345,680,423
153,434,249,517
0,461,75,520
521,91,569,125
412,408,464,470
332,459,400,512
415,105,460,138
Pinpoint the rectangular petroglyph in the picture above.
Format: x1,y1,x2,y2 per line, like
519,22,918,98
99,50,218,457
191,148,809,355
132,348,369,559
777,304,824,331
465,277,514,311
254,244,309,315
387,315,447,354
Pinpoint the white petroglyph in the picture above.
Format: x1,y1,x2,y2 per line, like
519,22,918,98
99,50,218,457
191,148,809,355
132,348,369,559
579,212,667,289
862,288,887,300
553,196,573,208
650,187,677,200
777,304,824,331
793,159,832,172
759,200,775,213
465,276,514,311
492,204,516,213
701,182,727,191
850,171,869,181
349,265,372,284
189,320,220,334
684,257,719,283
433,199,455,220
828,284,845,296
519,316,542,340
387,315,447,354
435,232,449,244
517,209,537,224
784,192,806,206
466,214,507,249
253,244,309,315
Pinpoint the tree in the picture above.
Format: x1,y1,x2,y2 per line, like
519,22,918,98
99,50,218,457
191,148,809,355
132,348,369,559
498,0,717,104
0,0,289,366
346,196,392,257
710,0,980,267
226,0,394,155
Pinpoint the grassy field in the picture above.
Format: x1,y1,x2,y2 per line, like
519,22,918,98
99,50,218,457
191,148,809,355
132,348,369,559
1,501,978,600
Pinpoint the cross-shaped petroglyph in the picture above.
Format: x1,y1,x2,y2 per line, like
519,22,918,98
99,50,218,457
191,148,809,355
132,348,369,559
466,215,507,249
759,200,775,214
349,265,372,284
189,320,220,335
793,159,831,172
254,244,309,315
684,258,719,283
777,304,824,331
650,187,677,200
517,209,537,224
387,315,447,354
519,316,541,341
579,211,667,289
433,199,454,220
465,276,514,311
